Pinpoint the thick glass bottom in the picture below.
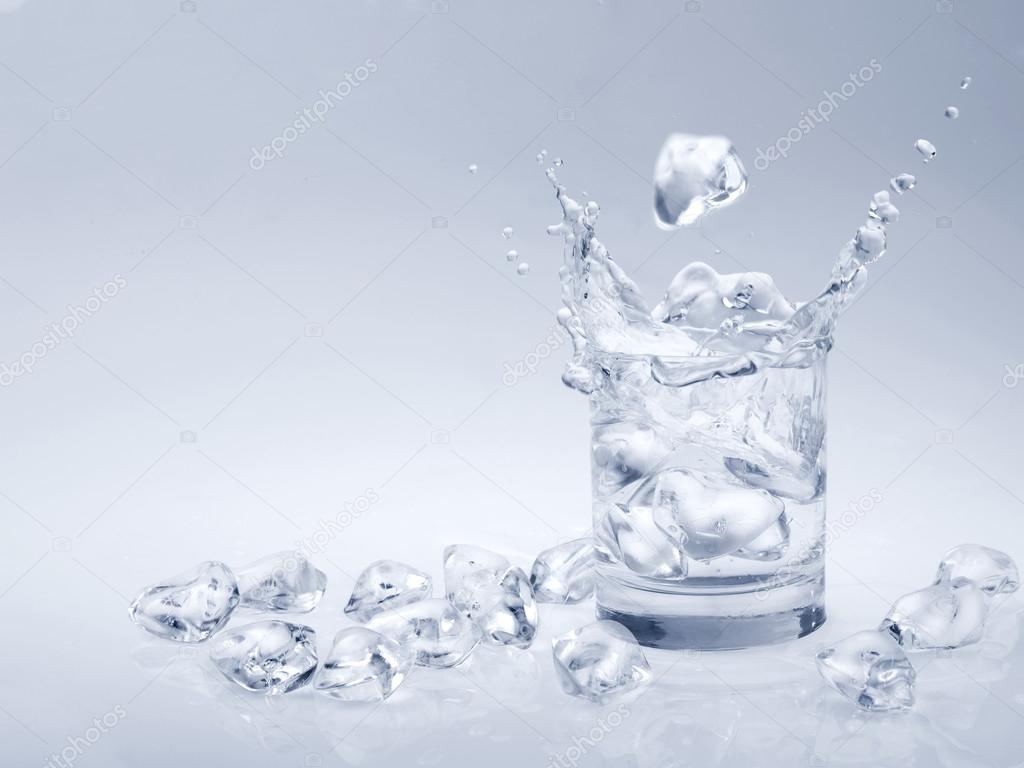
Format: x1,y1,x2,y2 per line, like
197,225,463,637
595,569,826,650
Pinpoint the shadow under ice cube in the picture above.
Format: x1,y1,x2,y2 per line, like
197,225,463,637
129,560,239,643
552,620,651,702
209,620,318,695
815,630,916,711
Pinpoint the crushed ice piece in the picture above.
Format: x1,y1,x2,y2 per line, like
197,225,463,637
552,620,651,702
517,262,530,276
914,138,937,162
653,133,747,229
854,221,886,263
944,106,959,119
235,551,326,613
880,581,989,650
209,620,318,695
646,469,785,560
935,544,1019,596
591,421,673,495
596,502,687,579
367,598,480,668
868,191,900,224
502,226,514,239
344,559,432,622
468,163,478,174
816,630,916,711
129,561,239,643
506,249,517,262
530,538,596,603
313,627,413,702
889,173,917,195
960,76,971,89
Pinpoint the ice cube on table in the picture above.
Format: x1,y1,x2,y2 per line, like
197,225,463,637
344,559,432,622
648,469,785,560
469,566,540,649
935,544,1019,597
443,544,510,615
367,598,480,668
530,538,596,604
209,620,318,695
552,620,651,703
880,581,989,650
592,422,674,495
815,630,916,711
129,560,239,643
597,502,687,579
314,627,413,702
653,133,747,229
235,551,326,613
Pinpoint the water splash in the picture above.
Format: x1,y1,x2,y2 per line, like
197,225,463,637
960,76,972,89
914,138,937,162
502,226,514,239
944,106,959,119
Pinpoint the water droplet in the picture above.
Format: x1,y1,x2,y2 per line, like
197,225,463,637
468,163,478,174
553,158,565,167
502,226,514,239
536,149,548,164
506,249,518,262
944,106,959,119
914,139,937,163
889,173,916,194
960,76,971,90
714,248,722,254
517,262,530,276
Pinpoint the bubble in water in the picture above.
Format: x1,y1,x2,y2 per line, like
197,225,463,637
468,163,478,174
653,133,748,229
960,76,971,89
889,173,916,195
506,249,518,262
914,139,937,163
502,226,514,239
944,106,959,119
517,262,530,276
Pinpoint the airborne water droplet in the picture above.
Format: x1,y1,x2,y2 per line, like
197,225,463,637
960,76,972,89
553,158,565,167
914,139,937,163
889,173,916,194
944,106,959,119
502,226,514,239
506,249,518,262
517,262,530,276
536,149,548,164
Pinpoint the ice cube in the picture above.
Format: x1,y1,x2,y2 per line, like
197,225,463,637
734,516,790,561
235,551,326,613
129,561,239,643
592,421,673,495
344,559,432,622
653,133,747,229
880,581,989,650
724,457,825,504
209,620,318,695
815,630,915,711
313,627,413,702
469,566,539,649
649,469,785,560
367,598,480,668
934,544,1019,597
443,544,510,614
596,502,687,579
551,620,651,702
529,538,596,603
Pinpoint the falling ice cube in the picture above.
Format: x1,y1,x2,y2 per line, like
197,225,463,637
235,551,326,613
344,559,433,622
552,620,651,702
209,620,318,695
129,561,239,643
880,581,989,650
648,469,785,560
443,544,510,615
934,544,1019,597
367,598,480,668
653,133,747,229
313,627,413,703
592,421,674,495
815,630,916,711
530,538,596,604
597,502,687,580
468,566,540,649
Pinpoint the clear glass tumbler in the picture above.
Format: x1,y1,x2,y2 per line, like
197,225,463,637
591,350,827,649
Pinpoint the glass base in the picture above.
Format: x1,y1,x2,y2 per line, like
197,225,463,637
595,569,826,650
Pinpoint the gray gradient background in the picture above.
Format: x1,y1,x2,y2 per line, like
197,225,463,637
2,0,1023,766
